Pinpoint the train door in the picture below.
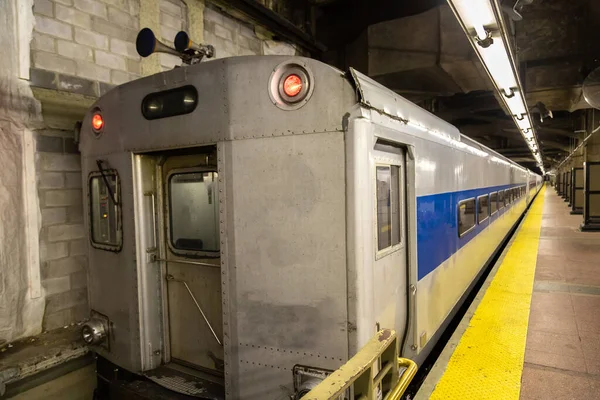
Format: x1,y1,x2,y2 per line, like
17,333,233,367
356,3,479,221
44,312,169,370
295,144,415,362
372,142,408,343
161,151,223,374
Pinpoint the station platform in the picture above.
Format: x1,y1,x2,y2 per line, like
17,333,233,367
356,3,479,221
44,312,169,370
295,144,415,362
416,185,600,399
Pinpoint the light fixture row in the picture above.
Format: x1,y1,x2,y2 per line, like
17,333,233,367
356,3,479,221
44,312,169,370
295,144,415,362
446,0,545,174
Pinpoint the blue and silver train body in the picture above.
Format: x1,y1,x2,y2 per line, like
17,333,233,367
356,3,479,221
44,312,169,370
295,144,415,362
79,54,541,399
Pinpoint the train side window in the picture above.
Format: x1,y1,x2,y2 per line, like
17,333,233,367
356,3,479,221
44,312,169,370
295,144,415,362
458,198,476,237
490,192,498,214
498,190,505,209
168,171,219,254
477,195,489,224
505,189,511,205
89,171,122,251
376,165,401,252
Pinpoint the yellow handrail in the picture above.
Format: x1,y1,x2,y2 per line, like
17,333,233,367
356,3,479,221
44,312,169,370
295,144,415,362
384,358,418,400
303,329,417,400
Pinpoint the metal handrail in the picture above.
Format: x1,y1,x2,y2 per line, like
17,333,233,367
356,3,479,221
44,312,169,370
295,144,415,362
385,358,418,400
303,329,417,400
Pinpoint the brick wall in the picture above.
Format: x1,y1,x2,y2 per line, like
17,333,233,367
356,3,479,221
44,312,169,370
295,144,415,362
159,0,187,70
33,0,141,86
36,129,88,330
203,5,262,58
29,0,297,331
32,0,296,87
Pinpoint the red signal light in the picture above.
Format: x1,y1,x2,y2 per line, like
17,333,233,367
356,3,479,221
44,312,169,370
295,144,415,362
283,74,303,97
92,113,104,131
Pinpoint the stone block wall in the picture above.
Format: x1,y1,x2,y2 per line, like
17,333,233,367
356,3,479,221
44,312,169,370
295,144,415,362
28,0,298,333
32,0,141,86
159,0,187,70
203,5,262,58
36,129,88,330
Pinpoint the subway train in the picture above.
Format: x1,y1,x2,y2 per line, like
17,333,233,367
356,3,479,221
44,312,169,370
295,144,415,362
79,29,542,400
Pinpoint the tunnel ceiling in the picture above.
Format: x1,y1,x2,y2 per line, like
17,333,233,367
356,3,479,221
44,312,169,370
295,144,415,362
248,0,600,173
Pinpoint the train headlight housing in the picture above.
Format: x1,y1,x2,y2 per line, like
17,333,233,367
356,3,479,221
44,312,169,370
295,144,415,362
269,61,314,111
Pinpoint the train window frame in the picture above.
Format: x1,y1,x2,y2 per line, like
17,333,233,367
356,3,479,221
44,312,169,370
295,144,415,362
166,168,220,258
505,189,511,205
477,194,489,224
88,169,123,252
490,191,498,215
498,190,505,209
374,163,403,259
458,198,477,237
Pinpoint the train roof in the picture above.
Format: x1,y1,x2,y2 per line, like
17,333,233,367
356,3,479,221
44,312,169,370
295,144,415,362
80,55,538,178
348,68,537,176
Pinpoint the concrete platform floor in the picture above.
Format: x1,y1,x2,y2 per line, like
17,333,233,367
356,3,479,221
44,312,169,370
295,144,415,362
521,187,600,399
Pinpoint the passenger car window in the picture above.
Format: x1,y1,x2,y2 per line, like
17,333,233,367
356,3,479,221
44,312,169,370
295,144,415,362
490,192,498,214
498,190,505,208
477,195,489,224
169,171,219,253
90,172,122,250
458,198,476,237
376,165,401,251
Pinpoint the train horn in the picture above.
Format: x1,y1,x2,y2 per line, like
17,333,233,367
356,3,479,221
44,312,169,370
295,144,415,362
174,31,215,59
136,27,181,58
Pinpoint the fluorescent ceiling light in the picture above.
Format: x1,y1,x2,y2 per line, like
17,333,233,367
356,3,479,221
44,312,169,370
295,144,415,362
447,0,544,172
478,34,518,92
515,115,531,131
503,90,527,117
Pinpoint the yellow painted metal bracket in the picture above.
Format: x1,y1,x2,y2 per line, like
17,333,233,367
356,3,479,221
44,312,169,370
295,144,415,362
304,329,417,400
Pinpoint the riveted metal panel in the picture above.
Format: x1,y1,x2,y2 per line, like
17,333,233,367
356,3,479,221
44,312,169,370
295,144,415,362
80,56,355,157
224,133,348,399
83,153,146,372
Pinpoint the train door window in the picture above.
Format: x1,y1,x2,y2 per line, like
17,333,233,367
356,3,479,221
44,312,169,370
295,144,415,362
498,191,505,209
490,192,498,214
89,171,122,250
477,194,489,224
458,198,476,237
168,171,219,255
376,165,401,252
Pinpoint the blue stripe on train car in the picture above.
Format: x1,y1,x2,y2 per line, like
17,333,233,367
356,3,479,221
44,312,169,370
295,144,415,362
416,183,525,280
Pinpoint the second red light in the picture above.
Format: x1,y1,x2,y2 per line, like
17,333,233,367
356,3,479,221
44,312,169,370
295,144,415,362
92,113,104,131
283,74,303,97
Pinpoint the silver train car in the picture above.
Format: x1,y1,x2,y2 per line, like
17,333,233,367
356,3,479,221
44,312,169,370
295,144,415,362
79,48,542,399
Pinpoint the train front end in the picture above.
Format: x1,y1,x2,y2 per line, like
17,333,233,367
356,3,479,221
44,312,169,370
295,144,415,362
78,29,368,398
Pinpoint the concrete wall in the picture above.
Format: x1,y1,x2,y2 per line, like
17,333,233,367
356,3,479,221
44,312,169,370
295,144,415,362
4,0,298,340
0,0,47,345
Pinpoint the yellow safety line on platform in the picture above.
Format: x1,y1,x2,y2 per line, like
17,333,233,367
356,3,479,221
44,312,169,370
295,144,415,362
430,185,546,400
